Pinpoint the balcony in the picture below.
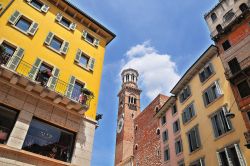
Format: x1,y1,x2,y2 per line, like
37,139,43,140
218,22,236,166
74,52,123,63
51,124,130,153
225,56,250,81
0,50,94,114
244,131,250,149
210,8,250,39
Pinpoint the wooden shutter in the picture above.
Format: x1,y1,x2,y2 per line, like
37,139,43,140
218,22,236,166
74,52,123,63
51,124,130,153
29,58,42,79
94,38,100,47
8,11,21,25
222,106,232,130
61,41,69,54
215,80,222,95
66,76,76,98
199,72,205,83
41,4,49,13
7,47,24,70
48,68,59,90
70,23,77,30
28,22,39,36
44,32,54,45
82,30,88,39
234,144,246,166
211,116,219,137
202,93,208,106
55,13,62,22
224,148,233,166
75,49,82,63
88,58,95,71
216,152,223,166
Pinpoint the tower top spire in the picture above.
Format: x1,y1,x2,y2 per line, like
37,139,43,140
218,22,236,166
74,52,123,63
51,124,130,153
121,68,139,86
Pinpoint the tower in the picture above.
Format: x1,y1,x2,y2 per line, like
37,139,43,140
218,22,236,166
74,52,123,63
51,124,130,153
115,68,141,166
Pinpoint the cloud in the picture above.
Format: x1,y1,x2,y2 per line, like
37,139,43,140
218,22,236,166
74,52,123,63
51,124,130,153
121,41,180,100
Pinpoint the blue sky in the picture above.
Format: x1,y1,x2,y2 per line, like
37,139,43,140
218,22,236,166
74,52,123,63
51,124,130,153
71,0,217,165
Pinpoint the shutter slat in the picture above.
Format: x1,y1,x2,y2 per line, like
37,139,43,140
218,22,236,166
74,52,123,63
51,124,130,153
8,11,21,25
28,58,42,79
61,41,69,55
7,47,24,71
66,76,76,98
49,68,59,90
28,22,39,36
88,58,95,71
75,49,82,63
44,32,54,45
41,4,49,13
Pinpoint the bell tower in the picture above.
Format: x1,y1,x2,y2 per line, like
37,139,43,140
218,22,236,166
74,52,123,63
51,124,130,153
115,68,141,166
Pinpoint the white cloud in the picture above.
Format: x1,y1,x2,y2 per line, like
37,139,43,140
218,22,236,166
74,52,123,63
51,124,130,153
121,41,180,100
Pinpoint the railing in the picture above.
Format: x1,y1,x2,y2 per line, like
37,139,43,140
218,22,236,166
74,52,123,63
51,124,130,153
210,8,249,38
225,56,250,79
0,52,94,110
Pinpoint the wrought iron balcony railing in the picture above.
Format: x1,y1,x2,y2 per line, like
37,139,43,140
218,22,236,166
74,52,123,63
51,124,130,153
225,56,250,80
0,52,94,110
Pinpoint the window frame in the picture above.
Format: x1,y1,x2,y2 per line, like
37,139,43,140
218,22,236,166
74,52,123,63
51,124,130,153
26,0,49,13
172,104,178,116
179,85,191,104
199,62,214,83
55,13,76,31
44,32,69,55
173,119,180,133
236,79,250,99
82,30,100,47
175,138,183,155
182,102,196,124
162,130,168,142
161,115,166,126
186,125,201,153
164,146,170,161
202,80,222,107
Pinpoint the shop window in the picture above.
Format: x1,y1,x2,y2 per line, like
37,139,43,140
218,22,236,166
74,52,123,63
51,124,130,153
22,118,76,162
82,31,100,47
0,105,19,144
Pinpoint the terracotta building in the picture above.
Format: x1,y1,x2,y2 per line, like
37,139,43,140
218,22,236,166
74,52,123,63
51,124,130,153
204,0,250,147
114,68,168,166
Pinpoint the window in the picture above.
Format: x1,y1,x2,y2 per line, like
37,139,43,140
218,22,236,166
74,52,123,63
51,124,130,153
173,119,180,133
162,130,168,142
0,105,19,144
187,125,201,152
190,158,205,166
35,62,53,86
161,115,166,125
164,147,170,161
237,80,250,98
216,24,223,33
172,104,177,115
240,3,248,12
44,32,69,55
129,96,136,104
1,42,16,65
74,49,96,71
82,31,100,47
179,86,191,103
22,118,76,162
199,63,214,83
27,0,49,13
156,128,160,135
135,144,138,150
211,106,232,138
202,81,222,106
182,103,195,124
222,40,231,51
71,81,85,101
8,11,39,36
211,13,217,22
175,139,183,154
217,144,246,166
55,13,76,31
228,58,241,74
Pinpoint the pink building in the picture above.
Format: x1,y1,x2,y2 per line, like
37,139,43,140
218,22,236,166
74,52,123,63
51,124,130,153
156,96,184,166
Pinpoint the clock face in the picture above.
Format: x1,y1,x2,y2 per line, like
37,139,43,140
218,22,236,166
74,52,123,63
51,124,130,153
117,118,124,134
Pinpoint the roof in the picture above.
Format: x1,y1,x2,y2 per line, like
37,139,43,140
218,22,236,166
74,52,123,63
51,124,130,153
170,45,218,95
62,0,116,45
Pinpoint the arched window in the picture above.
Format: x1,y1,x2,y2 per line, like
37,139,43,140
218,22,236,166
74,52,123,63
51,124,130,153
211,13,217,22
135,144,138,150
239,3,248,12
155,106,159,113
156,128,160,135
216,24,223,33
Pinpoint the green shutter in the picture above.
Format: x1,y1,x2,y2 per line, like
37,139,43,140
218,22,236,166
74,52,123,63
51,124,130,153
61,41,69,54
55,13,62,22
66,76,76,98
7,47,24,71
49,68,59,90
70,23,77,30
75,49,82,63
94,39,100,47
88,58,95,71
82,30,88,39
211,116,219,137
28,58,42,79
41,4,49,13
28,22,39,36
8,10,21,25
44,32,54,45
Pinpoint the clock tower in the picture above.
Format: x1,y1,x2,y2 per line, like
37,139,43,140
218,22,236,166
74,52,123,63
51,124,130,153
115,68,141,166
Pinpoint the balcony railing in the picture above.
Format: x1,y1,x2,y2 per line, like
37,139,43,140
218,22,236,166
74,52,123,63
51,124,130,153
210,8,249,38
225,56,250,80
0,51,94,111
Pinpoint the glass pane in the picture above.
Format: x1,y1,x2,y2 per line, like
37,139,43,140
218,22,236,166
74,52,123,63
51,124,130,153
35,63,53,86
0,105,18,144
15,17,31,32
31,0,43,9
79,55,89,67
60,17,71,27
86,34,94,43
71,81,84,101
50,37,62,51
22,118,75,162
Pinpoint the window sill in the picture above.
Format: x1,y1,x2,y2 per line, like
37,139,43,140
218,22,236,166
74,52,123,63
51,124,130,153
180,95,192,105
189,146,202,156
174,130,181,136
83,39,98,48
0,144,71,165
74,62,91,72
57,22,74,32
45,45,64,56
11,25,31,37
204,94,224,108
214,129,235,141
200,72,216,86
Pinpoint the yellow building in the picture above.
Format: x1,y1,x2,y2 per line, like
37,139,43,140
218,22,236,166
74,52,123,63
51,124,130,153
170,45,250,165
0,0,115,165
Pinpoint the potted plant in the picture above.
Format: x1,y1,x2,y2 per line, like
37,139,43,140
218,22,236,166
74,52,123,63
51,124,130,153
78,88,94,106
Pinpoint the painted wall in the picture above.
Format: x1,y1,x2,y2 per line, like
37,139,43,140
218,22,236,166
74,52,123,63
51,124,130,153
0,0,109,119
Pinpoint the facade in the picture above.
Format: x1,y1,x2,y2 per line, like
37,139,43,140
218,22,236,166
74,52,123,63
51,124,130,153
170,45,250,165
0,0,115,166
204,0,250,147
133,94,168,166
156,96,184,166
